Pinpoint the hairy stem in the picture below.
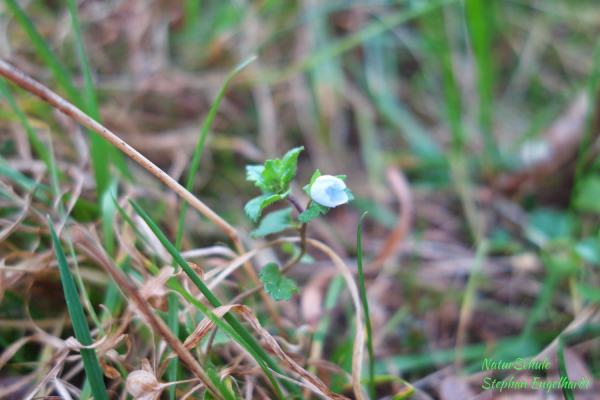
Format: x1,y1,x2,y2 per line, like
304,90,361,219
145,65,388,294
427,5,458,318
283,195,308,272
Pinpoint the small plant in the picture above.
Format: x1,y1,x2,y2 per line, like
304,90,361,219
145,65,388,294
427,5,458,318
245,146,353,301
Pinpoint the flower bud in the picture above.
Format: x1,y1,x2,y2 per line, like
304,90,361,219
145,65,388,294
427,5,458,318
309,175,349,208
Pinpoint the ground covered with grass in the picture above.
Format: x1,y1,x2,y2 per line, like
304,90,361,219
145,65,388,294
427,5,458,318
1,0,600,399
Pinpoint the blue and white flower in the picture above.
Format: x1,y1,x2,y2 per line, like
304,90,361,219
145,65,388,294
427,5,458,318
309,175,349,208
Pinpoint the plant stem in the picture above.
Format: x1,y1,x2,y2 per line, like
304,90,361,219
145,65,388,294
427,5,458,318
283,195,308,272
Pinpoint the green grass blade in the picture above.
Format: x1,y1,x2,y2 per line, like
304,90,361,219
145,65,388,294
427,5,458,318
0,79,55,174
570,39,600,215
64,0,99,120
128,199,293,398
464,0,499,165
421,6,464,155
421,6,482,242
171,56,255,398
556,324,600,400
48,217,108,400
520,270,559,341
356,212,375,399
167,291,180,400
557,335,575,400
5,0,129,195
64,0,131,182
456,240,489,367
4,0,82,104
63,0,109,194
175,55,256,249
264,0,460,84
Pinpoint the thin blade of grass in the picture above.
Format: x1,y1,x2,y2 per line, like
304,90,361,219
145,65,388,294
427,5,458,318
5,0,128,196
175,55,257,249
171,54,255,399
128,199,291,398
421,5,482,242
167,290,180,400
557,336,575,400
556,324,600,400
100,201,286,399
263,0,460,84
455,239,489,370
47,217,108,400
0,79,55,175
64,0,131,182
4,0,82,104
570,39,600,215
356,212,374,399
464,0,500,166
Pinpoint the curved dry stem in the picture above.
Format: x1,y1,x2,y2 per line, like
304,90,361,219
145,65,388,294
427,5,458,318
372,166,413,270
304,238,365,400
0,59,236,240
216,236,366,399
179,303,351,400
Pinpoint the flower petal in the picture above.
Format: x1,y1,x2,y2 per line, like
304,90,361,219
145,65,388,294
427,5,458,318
310,175,349,207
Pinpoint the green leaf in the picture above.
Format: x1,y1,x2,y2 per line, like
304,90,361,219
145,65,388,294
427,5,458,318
177,55,256,250
247,147,305,194
259,263,299,301
245,191,290,222
246,165,266,186
48,217,109,400
262,159,284,192
245,195,268,222
575,237,600,264
298,201,329,223
303,169,322,196
574,177,600,214
251,208,293,238
280,146,304,187
526,208,573,245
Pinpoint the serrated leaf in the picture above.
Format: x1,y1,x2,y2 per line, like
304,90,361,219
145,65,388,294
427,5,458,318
244,192,290,222
298,201,329,223
280,146,304,187
251,208,293,237
245,194,269,222
262,159,284,192
303,169,321,196
247,146,304,193
259,263,299,301
246,165,265,186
